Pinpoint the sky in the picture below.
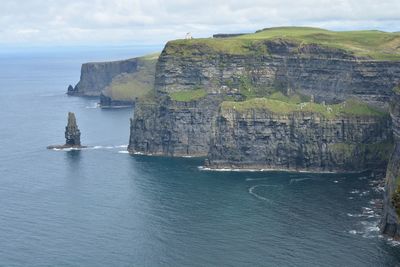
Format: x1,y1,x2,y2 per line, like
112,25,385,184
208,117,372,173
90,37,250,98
1,0,399,47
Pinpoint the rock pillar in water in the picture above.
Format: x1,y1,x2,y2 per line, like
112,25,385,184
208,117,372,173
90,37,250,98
65,112,81,146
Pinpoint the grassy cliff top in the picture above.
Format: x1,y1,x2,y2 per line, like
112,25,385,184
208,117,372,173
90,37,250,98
166,27,400,60
103,53,159,101
221,94,387,119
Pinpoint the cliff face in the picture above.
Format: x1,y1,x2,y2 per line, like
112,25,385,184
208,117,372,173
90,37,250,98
129,28,400,175
99,94,134,108
381,91,400,238
68,58,139,96
129,95,222,156
156,40,400,106
206,108,392,172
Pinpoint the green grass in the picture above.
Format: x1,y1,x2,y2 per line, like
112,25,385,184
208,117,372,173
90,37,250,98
169,88,207,102
221,97,387,118
103,53,159,101
268,91,311,103
166,27,400,60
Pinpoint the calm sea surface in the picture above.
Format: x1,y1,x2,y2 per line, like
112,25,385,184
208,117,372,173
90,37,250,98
0,47,400,266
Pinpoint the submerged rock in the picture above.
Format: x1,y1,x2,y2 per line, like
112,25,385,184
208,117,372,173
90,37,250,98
47,112,86,149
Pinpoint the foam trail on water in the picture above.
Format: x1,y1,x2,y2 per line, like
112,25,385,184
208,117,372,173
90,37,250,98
85,102,99,109
248,185,282,203
289,178,313,184
245,178,269,182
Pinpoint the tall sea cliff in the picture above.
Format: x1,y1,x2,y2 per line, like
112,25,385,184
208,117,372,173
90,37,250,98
381,89,400,239
129,28,400,173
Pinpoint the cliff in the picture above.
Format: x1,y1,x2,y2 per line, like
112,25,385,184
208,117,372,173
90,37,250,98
68,58,140,96
156,31,400,107
381,89,400,238
129,27,400,164
68,53,159,108
206,99,392,172
129,94,223,156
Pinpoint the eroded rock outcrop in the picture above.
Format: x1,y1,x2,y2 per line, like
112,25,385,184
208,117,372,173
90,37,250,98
47,112,86,149
65,112,81,146
381,90,400,238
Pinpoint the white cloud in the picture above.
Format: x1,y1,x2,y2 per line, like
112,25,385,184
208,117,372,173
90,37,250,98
0,0,399,46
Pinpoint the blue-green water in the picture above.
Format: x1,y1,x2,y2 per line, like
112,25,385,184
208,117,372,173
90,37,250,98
1,48,400,267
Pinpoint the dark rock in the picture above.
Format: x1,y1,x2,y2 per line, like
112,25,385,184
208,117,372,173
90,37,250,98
381,90,400,238
99,93,134,108
47,112,86,149
128,95,223,156
65,112,81,146
206,109,392,172
67,85,75,94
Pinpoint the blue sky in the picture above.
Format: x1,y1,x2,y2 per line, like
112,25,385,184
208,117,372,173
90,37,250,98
1,0,399,47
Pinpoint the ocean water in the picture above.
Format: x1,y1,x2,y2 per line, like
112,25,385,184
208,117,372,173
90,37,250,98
1,47,400,267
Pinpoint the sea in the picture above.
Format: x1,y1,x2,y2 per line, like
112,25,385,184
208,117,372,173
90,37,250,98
0,46,400,267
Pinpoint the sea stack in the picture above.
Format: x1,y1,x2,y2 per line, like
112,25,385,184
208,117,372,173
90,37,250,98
65,112,81,146
47,112,86,149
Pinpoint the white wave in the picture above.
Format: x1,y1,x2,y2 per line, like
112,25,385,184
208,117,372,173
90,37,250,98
248,185,271,202
347,213,364,218
198,166,242,172
373,186,385,193
85,103,100,109
387,238,400,247
90,145,128,150
51,147,81,151
333,180,339,183
350,189,360,194
349,230,361,235
245,178,269,182
133,151,146,155
248,184,282,202
118,151,129,154
359,191,370,197
289,178,312,184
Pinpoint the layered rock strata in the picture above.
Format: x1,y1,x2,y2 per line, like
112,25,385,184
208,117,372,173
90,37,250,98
206,109,392,172
381,90,400,238
156,40,400,107
129,95,223,156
